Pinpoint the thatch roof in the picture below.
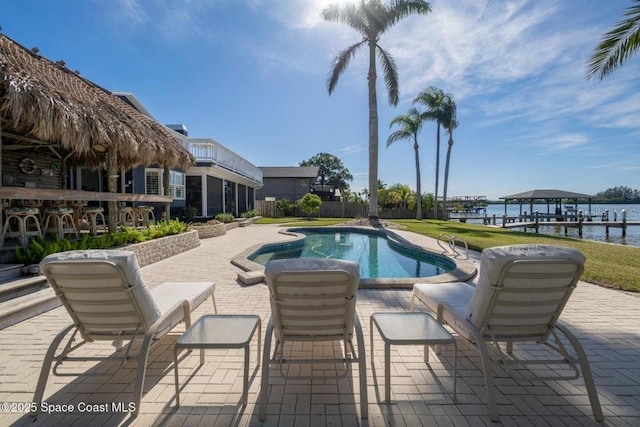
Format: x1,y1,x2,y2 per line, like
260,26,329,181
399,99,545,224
0,33,194,170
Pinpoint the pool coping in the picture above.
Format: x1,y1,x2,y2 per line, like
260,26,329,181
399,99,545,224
231,226,477,288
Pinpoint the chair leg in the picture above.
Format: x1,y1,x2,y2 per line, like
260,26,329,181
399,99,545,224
354,315,368,419
555,323,604,422
211,293,218,314
469,325,500,421
259,318,274,421
132,330,156,418
31,324,75,418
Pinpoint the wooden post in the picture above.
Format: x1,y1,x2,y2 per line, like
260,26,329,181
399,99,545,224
578,217,583,237
163,167,170,221
622,209,627,237
107,149,118,233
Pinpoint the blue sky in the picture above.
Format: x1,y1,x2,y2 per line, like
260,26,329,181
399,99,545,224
3,0,639,200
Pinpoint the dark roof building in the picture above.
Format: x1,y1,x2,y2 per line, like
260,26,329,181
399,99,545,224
256,166,319,201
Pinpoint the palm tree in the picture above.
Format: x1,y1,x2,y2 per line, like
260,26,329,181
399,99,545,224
587,0,640,80
322,0,432,221
386,108,424,219
441,95,458,218
413,86,447,219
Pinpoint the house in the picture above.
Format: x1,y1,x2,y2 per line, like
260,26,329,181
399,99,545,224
115,94,263,219
255,167,320,203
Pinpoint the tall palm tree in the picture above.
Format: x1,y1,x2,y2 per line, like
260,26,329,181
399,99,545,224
386,108,424,219
587,0,640,80
413,86,447,219
322,0,432,221
441,95,458,218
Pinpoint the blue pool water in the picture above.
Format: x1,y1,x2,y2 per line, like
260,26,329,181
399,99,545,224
249,228,455,279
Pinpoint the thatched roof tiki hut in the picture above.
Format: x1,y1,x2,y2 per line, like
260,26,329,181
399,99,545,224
0,32,194,232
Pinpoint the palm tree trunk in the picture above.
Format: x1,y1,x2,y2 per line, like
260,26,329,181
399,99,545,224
434,121,441,219
414,136,422,220
443,133,453,220
367,42,379,221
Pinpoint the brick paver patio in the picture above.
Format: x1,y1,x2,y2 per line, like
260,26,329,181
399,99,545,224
1,224,638,426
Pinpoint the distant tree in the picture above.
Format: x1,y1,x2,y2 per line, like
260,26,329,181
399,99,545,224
595,186,640,201
413,87,453,219
587,0,640,80
297,193,322,219
387,108,424,219
300,152,353,193
441,94,458,218
322,0,432,220
378,183,412,209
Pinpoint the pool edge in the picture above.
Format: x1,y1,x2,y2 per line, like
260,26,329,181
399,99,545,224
231,226,477,288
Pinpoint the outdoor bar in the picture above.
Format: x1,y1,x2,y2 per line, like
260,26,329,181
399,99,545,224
0,33,194,241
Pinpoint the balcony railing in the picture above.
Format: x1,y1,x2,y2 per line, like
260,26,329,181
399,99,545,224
180,138,262,183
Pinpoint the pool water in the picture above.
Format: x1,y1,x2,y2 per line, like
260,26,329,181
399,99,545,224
249,228,455,279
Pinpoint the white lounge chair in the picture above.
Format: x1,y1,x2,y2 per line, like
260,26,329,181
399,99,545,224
259,258,368,421
412,244,603,422
32,250,216,418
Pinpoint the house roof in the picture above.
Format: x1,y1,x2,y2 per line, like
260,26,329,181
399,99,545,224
0,33,194,170
261,166,319,179
501,189,594,200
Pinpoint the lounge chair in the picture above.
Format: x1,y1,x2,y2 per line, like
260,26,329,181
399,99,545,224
412,244,603,422
259,258,368,421
32,250,216,418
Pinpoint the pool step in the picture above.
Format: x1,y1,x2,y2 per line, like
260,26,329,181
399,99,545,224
0,275,60,329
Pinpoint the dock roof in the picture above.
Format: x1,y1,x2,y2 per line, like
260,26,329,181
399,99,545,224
501,189,594,201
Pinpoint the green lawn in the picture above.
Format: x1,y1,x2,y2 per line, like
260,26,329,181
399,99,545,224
254,217,640,292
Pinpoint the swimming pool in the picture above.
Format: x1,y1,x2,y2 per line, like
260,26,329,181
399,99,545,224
248,227,456,280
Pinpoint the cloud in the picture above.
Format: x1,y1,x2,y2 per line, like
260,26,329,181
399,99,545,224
331,144,365,156
536,134,590,151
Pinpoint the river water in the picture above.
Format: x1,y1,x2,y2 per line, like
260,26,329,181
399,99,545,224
460,203,640,247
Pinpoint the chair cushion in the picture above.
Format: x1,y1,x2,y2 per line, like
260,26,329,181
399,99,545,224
413,282,476,340
467,244,585,329
150,281,215,335
40,250,161,331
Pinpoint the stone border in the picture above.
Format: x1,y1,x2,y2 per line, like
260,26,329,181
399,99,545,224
191,223,227,239
126,230,200,267
231,226,477,289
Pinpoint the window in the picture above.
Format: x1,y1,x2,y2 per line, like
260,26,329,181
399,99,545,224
145,169,162,195
169,170,186,200
145,169,185,200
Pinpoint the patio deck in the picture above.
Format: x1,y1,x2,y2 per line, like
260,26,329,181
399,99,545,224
0,224,638,426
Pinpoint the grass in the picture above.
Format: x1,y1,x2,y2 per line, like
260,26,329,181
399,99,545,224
255,217,640,292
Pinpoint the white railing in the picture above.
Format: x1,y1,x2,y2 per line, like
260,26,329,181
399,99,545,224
181,138,263,183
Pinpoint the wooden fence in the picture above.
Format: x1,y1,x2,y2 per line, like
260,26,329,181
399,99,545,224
256,200,437,220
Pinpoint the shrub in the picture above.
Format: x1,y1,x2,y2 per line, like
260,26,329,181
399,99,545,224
241,210,257,219
276,198,294,216
214,213,235,223
14,220,190,265
297,193,322,219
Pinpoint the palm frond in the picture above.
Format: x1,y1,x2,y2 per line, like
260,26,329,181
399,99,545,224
327,41,367,94
587,0,640,80
322,2,368,36
377,45,399,105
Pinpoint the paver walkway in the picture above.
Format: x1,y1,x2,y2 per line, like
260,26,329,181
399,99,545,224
0,224,638,426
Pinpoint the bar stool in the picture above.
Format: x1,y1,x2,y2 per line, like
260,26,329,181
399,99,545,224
68,200,87,231
43,207,79,240
1,207,43,247
134,206,156,228
81,206,107,236
118,206,136,228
